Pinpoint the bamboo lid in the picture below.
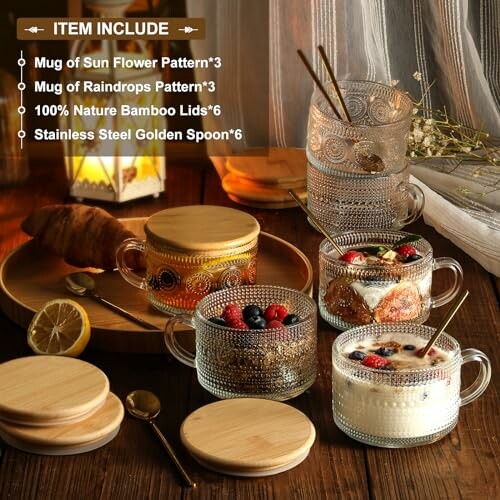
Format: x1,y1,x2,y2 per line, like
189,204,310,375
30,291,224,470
0,392,123,446
144,205,260,252
225,148,307,185
0,356,109,426
180,399,316,471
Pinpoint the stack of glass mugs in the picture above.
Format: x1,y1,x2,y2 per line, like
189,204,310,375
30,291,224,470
307,80,423,232
304,80,490,447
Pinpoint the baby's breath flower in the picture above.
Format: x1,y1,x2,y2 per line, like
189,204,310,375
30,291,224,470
413,71,422,81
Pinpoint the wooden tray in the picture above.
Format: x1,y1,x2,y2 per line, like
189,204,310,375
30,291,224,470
0,218,313,353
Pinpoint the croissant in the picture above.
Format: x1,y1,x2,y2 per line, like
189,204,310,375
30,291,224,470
21,204,144,270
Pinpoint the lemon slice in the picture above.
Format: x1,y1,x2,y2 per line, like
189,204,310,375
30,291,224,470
27,299,91,357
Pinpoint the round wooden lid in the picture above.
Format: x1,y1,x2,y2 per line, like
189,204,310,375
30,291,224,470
145,205,260,252
223,174,307,202
226,148,307,185
0,426,120,456
180,399,316,470
0,356,109,425
0,392,123,446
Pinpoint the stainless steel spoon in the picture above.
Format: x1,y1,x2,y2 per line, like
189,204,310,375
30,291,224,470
125,390,196,488
65,272,160,331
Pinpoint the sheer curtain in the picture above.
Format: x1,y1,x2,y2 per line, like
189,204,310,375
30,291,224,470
186,0,500,275
187,0,499,145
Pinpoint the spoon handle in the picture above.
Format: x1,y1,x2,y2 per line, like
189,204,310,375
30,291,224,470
90,292,160,331
149,420,197,488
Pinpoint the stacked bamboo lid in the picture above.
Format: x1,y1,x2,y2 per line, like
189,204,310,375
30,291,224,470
180,399,316,477
222,148,307,209
0,356,123,455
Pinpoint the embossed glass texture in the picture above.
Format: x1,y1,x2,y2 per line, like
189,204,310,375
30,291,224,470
307,161,423,233
307,80,413,175
146,239,258,314
192,286,317,400
332,324,491,448
319,230,463,330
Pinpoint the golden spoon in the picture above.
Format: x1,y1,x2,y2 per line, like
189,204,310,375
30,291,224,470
126,390,196,488
288,189,344,255
65,272,160,331
419,289,469,357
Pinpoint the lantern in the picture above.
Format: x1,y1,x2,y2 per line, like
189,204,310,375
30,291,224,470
61,0,166,202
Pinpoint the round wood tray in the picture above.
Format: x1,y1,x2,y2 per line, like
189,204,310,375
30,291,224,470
0,218,313,353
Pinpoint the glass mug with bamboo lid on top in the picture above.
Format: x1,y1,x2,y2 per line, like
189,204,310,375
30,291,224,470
116,205,260,314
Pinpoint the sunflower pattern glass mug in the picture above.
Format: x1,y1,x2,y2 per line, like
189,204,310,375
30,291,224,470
116,205,260,315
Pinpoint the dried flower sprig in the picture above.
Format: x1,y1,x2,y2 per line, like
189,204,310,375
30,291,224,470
405,72,499,195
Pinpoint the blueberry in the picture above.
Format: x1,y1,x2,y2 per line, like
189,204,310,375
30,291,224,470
208,316,226,326
243,304,263,321
375,347,395,357
349,350,366,361
246,316,267,330
405,254,422,263
283,314,300,326
403,344,416,351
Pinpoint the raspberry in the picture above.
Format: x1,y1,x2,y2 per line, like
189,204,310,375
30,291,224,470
222,304,243,323
362,354,389,369
267,319,285,329
226,318,249,330
395,244,416,258
264,304,288,322
339,250,364,264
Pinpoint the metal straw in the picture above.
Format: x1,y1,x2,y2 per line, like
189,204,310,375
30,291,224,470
288,189,344,255
419,289,470,357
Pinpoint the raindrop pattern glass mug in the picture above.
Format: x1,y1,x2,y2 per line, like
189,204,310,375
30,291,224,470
116,206,260,315
332,323,491,448
319,230,463,330
307,161,424,233
164,285,318,401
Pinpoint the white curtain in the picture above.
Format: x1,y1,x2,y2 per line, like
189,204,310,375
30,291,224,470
186,0,500,275
187,0,500,146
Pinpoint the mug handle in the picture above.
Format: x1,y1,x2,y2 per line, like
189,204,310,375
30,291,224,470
430,257,464,308
164,314,196,368
460,348,491,406
398,183,425,226
116,238,148,290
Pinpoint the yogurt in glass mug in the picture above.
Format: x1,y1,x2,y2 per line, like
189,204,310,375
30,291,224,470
332,324,491,448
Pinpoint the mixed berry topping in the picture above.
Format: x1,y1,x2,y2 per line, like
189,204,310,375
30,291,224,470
338,234,423,265
346,339,447,371
209,303,300,330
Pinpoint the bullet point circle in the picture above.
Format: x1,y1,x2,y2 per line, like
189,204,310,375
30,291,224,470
18,82,26,91
18,106,26,115
18,130,26,139
18,58,26,67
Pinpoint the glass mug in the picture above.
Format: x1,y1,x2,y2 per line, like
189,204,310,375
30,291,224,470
307,80,414,175
332,323,491,448
307,162,424,233
164,285,317,401
116,206,260,315
319,230,463,330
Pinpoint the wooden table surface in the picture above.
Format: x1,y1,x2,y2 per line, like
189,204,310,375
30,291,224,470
0,157,498,500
